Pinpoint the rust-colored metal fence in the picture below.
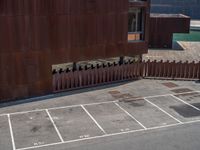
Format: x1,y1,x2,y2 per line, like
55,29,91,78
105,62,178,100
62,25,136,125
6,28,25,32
53,60,200,92
144,60,200,79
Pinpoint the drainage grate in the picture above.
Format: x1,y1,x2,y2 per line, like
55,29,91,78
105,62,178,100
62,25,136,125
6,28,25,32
162,82,179,88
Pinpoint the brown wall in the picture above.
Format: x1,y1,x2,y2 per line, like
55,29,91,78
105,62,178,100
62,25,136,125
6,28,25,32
149,14,190,49
0,0,150,102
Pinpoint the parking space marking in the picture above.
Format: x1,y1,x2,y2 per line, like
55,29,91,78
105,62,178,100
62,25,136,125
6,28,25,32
0,91,199,118
16,119,200,150
48,106,104,141
85,103,143,133
81,105,107,134
8,114,16,150
170,94,200,111
45,109,64,143
1,90,200,150
144,98,183,124
114,102,147,130
11,111,62,149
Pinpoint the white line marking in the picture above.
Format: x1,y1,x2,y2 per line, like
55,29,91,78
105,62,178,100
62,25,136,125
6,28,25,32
81,105,107,134
144,98,183,124
143,91,200,99
0,101,118,117
7,114,16,150
171,94,200,111
45,109,64,143
114,102,147,130
0,91,199,117
1,90,199,150
16,119,200,150
81,100,118,107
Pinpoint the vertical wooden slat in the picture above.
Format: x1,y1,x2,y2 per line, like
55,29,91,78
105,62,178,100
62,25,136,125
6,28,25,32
53,60,200,93
198,61,200,80
185,61,189,79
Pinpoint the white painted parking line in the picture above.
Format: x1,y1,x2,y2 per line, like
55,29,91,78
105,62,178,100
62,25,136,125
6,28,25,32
114,102,147,130
7,114,16,150
144,98,183,124
45,109,64,143
0,91,199,117
16,119,200,150
143,91,200,99
0,101,118,117
81,105,107,134
170,94,200,111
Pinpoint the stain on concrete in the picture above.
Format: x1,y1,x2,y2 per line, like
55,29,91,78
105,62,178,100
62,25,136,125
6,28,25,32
120,93,133,99
171,88,193,94
191,103,200,109
175,92,200,102
170,105,200,118
108,90,121,95
175,92,200,97
108,90,137,100
186,99,191,101
112,119,124,124
47,124,54,130
175,92,199,97
68,108,73,113
31,125,41,133
120,98,143,103
36,112,41,116
127,101,145,107
193,95,200,97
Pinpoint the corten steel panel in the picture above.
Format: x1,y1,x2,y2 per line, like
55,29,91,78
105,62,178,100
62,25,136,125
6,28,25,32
0,0,150,102
149,14,190,48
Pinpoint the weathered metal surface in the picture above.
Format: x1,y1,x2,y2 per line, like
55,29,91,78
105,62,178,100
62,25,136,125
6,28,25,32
53,60,200,93
149,14,190,49
0,0,150,102
145,60,200,79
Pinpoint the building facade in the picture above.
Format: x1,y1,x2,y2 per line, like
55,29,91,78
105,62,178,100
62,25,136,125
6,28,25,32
149,14,190,49
0,0,150,102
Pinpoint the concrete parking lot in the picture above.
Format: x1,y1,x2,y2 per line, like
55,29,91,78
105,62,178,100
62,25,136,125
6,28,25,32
0,79,200,150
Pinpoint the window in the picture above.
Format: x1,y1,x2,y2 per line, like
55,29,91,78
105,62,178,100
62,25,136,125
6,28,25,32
128,8,144,41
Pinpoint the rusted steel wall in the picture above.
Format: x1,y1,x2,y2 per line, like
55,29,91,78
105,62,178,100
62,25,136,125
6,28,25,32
53,60,200,93
0,0,150,102
149,14,190,49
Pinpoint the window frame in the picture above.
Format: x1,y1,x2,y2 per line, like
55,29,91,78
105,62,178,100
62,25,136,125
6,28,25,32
128,7,145,42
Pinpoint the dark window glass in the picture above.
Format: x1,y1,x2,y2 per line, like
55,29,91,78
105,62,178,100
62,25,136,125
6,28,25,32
128,8,144,41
